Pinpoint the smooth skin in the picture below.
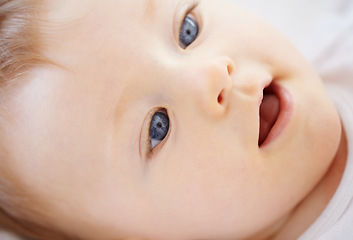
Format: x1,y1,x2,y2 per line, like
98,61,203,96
1,0,345,239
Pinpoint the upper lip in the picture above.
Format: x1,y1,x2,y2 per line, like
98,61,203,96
258,78,273,107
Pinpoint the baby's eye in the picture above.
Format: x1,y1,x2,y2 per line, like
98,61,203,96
179,14,199,49
149,109,170,149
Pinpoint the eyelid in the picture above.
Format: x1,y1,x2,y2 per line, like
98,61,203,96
174,0,200,46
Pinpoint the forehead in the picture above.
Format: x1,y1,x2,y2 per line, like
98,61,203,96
39,0,177,71
42,0,148,19
40,0,173,37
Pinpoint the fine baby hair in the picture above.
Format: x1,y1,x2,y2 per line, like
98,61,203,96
0,0,68,239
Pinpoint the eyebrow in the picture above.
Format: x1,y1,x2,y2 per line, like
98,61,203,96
143,0,156,20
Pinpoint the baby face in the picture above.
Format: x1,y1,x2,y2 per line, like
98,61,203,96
2,0,341,239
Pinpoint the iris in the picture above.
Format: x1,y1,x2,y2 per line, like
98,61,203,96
179,15,199,49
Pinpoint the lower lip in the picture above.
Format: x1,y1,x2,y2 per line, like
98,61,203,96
259,83,293,148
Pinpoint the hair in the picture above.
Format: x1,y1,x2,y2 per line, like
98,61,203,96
0,0,76,239
0,0,45,84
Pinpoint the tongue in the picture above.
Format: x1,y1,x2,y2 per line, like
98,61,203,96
259,94,280,145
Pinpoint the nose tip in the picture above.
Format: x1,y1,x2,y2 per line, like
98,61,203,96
218,57,235,101
217,55,235,88
197,56,234,118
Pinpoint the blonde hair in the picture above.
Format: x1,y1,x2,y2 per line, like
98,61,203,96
0,0,75,239
0,0,44,85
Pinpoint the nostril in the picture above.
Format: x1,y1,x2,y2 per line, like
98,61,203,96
227,63,234,76
227,65,232,75
218,90,224,104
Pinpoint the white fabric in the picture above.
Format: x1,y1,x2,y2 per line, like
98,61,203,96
234,0,353,64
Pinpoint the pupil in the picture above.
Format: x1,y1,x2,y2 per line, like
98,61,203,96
186,29,191,35
157,122,162,128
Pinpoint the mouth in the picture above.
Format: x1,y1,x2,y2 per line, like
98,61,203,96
258,82,293,147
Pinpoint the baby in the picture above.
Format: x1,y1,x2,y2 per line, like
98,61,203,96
0,0,352,239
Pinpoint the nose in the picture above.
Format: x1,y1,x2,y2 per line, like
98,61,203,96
185,56,234,118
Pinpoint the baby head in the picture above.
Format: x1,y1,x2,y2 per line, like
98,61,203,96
0,0,343,239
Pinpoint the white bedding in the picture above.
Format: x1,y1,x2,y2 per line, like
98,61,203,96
233,0,353,64
1,0,352,239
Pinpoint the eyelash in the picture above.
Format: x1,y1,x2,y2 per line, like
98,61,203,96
180,2,198,26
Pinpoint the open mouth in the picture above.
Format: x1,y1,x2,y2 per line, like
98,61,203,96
258,83,281,146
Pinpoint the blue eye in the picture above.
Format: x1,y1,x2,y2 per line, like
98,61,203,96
179,14,199,49
149,110,170,149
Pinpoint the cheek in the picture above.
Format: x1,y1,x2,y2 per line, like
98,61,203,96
154,113,264,210
5,88,113,201
148,136,268,234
